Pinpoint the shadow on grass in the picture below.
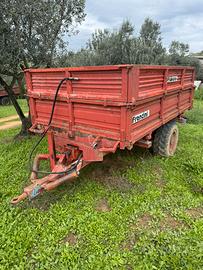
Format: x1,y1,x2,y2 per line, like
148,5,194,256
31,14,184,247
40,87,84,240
19,146,153,211
20,179,78,211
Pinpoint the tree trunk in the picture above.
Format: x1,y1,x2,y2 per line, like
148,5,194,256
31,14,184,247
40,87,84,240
0,76,31,137
7,85,31,136
17,76,24,97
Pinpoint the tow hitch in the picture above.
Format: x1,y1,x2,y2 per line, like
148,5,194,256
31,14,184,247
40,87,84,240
11,154,83,204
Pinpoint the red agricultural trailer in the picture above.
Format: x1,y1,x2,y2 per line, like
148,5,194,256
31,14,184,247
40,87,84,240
0,86,20,105
11,65,195,204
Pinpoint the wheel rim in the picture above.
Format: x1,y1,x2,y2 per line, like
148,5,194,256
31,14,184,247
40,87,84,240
2,97,10,106
169,129,178,155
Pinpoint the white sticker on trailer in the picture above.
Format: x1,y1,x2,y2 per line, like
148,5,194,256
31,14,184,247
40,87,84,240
132,110,150,124
167,76,178,83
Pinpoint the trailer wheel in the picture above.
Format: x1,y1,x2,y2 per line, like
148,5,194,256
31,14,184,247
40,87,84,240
153,121,179,157
1,97,10,106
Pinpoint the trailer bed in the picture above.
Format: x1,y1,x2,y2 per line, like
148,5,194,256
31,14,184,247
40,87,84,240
0,86,20,97
25,65,194,160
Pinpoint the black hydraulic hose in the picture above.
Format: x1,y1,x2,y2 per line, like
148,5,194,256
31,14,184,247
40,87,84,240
28,77,82,175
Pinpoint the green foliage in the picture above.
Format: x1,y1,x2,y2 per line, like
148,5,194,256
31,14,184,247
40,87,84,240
167,41,203,80
0,0,86,132
57,18,166,67
57,18,203,82
169,41,189,57
186,100,203,125
86,21,135,65
167,40,190,65
194,85,203,100
58,20,136,66
136,18,166,64
185,87,203,125
0,100,202,269
0,0,86,74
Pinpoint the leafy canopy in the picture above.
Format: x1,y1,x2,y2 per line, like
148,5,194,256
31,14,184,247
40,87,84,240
0,0,86,78
57,18,166,67
57,18,202,80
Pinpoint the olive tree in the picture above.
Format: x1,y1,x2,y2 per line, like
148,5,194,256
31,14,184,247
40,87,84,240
58,18,166,67
168,41,190,65
0,0,85,135
136,18,166,64
84,21,135,65
62,20,136,66
168,41,203,80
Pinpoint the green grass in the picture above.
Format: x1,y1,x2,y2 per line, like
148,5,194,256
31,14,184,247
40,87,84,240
186,99,203,125
0,101,202,269
194,86,203,100
0,99,28,118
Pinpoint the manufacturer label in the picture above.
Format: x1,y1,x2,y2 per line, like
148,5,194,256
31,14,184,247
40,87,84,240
167,76,178,83
132,110,150,124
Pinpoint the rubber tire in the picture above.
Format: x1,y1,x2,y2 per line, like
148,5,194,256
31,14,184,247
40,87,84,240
152,120,179,157
1,96,10,106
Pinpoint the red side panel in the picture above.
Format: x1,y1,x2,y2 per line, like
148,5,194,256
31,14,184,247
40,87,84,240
35,99,70,129
138,68,165,99
25,66,127,141
71,70,122,98
73,103,121,140
27,66,128,103
136,66,194,101
25,65,195,160
128,66,195,144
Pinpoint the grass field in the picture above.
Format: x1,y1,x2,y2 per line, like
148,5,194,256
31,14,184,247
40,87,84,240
0,99,28,118
0,100,202,269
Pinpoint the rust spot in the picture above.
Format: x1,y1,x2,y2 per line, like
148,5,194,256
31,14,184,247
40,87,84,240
95,198,111,212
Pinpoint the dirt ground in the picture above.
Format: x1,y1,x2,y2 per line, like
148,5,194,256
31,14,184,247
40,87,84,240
0,113,28,130
0,120,21,131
